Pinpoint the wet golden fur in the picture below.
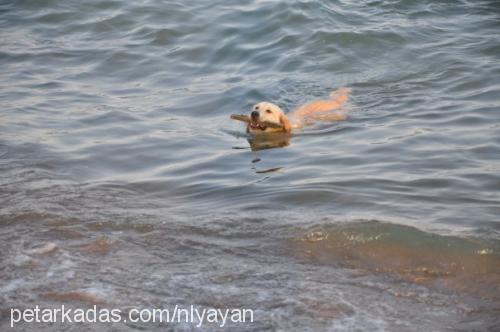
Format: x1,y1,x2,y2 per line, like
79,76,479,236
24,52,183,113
247,87,350,134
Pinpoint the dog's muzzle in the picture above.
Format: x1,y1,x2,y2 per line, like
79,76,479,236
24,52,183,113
249,111,266,130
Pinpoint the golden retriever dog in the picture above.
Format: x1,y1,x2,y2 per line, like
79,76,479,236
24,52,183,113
247,87,350,135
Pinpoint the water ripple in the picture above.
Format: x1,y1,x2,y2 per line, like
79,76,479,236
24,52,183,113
2,0,500,329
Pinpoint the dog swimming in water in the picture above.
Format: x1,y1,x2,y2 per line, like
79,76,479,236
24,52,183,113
230,87,350,151
231,87,350,135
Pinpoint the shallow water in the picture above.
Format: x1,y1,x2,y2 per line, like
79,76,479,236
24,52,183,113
1,0,500,330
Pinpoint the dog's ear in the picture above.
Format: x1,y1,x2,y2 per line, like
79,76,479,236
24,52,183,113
280,114,292,133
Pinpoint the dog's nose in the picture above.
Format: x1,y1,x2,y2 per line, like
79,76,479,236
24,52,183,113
251,111,259,119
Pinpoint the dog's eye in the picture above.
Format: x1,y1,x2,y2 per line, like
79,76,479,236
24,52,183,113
266,109,272,114
255,106,259,110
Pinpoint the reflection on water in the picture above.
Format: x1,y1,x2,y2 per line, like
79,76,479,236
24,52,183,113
247,133,291,151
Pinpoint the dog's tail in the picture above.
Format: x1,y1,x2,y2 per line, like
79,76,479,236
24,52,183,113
329,87,351,103
291,87,350,123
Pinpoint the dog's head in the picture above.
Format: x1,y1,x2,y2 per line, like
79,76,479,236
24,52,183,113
248,102,291,134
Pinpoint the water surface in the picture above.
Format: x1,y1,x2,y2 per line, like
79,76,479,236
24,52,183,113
1,0,500,330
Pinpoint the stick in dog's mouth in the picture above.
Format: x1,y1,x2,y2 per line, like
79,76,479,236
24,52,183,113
230,114,283,130
249,122,267,131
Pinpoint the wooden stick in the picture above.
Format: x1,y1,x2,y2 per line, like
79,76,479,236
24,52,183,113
230,114,283,129
230,114,251,123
